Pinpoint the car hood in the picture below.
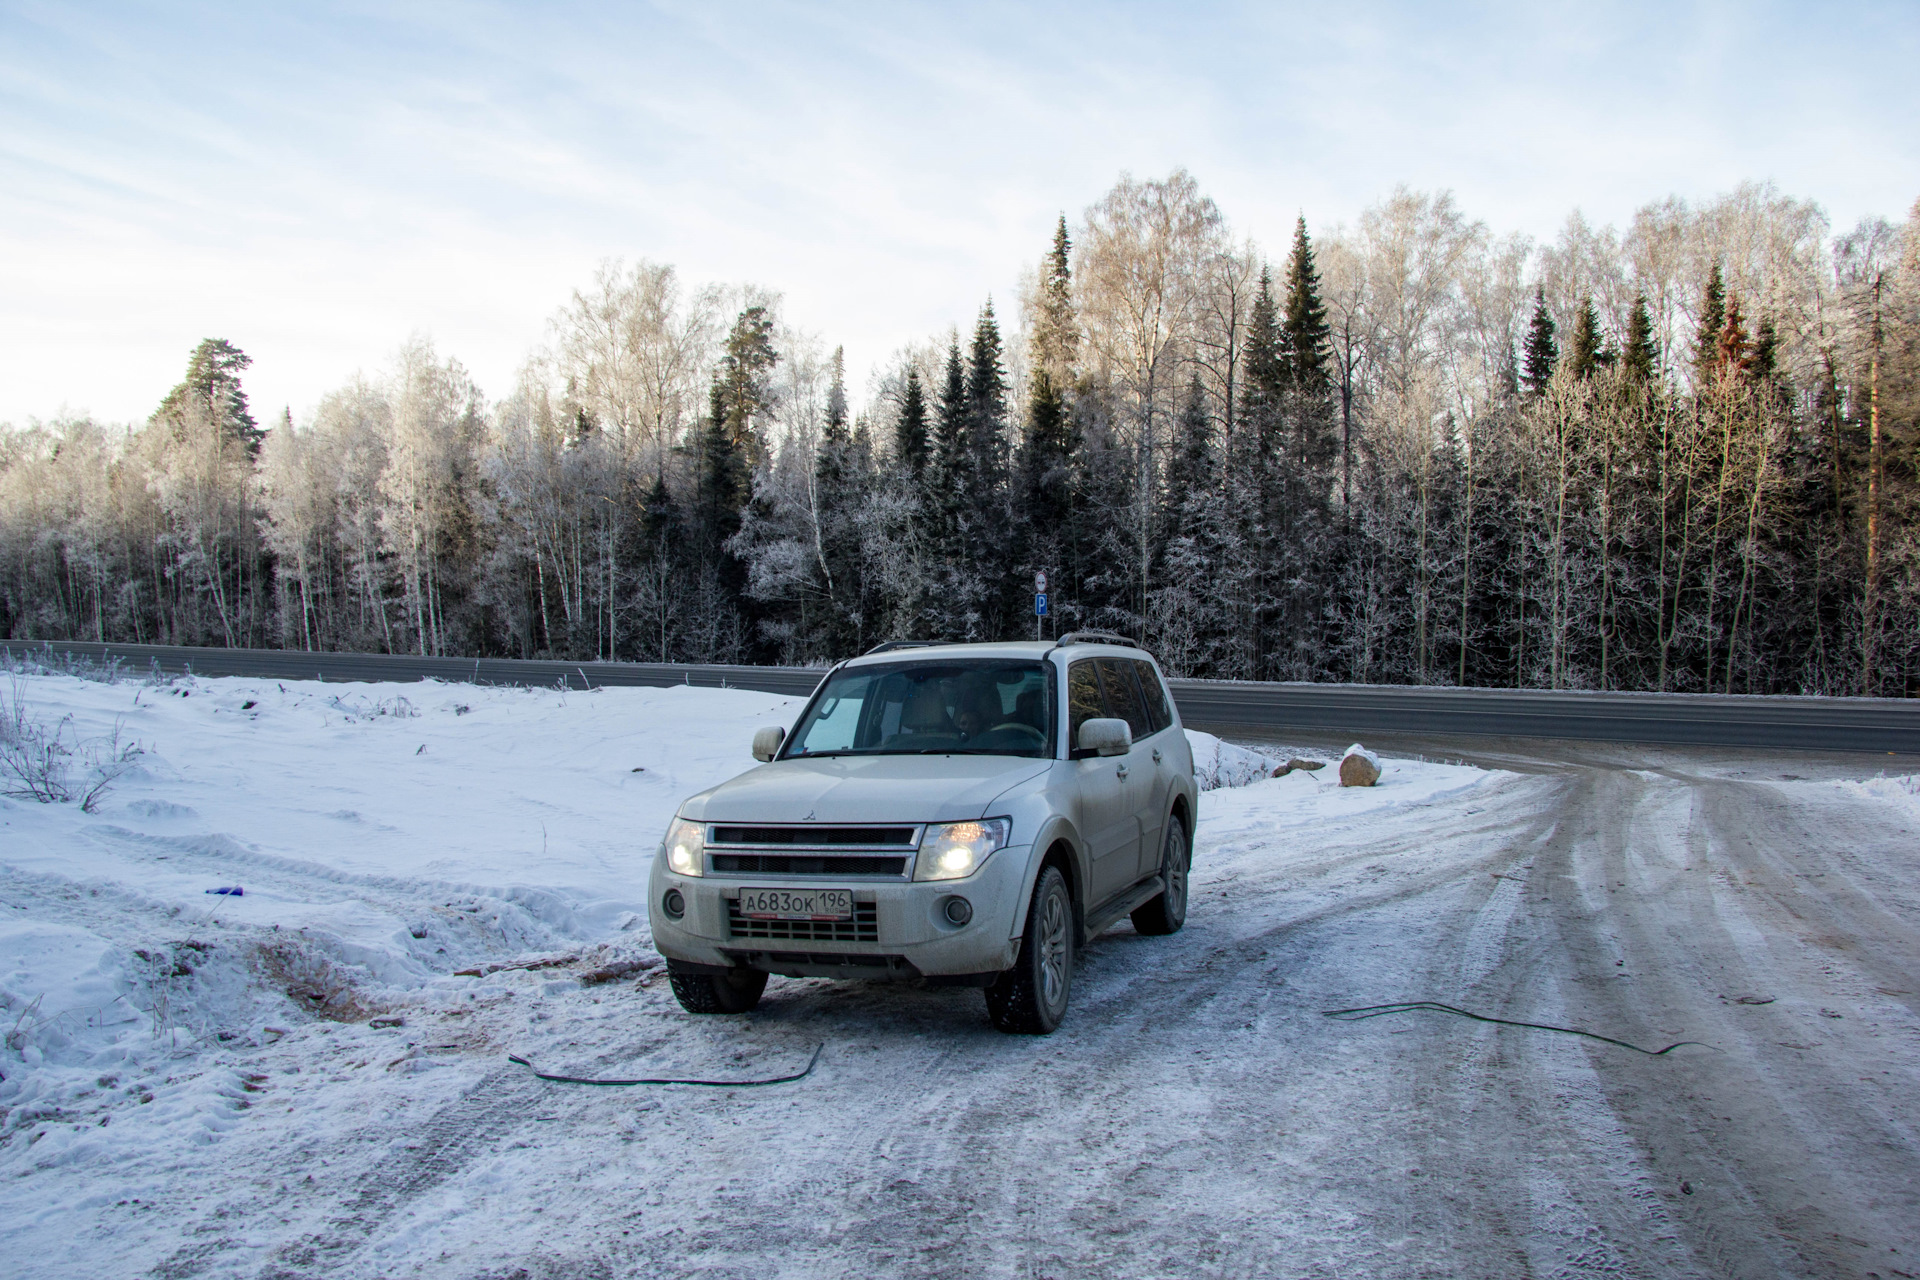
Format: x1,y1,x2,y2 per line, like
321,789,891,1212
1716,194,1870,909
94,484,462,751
679,754,1053,826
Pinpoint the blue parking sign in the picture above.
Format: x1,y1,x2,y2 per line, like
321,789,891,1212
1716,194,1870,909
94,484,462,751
1035,593,1048,617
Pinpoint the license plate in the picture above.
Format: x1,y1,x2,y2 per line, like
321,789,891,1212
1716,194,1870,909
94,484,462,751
736,887,854,921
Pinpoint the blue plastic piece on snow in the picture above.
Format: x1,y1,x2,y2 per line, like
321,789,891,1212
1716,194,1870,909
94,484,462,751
206,886,244,896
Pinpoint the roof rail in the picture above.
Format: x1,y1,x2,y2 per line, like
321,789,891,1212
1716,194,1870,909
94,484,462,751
863,640,939,655
1049,630,1142,651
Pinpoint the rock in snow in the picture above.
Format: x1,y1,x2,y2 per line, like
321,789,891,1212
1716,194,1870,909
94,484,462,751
1339,743,1382,788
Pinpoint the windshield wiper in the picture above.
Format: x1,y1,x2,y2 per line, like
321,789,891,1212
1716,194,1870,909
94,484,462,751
790,747,1044,758
911,747,1040,756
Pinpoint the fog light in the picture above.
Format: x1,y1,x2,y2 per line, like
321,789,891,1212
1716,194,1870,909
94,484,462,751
942,896,973,926
662,888,686,919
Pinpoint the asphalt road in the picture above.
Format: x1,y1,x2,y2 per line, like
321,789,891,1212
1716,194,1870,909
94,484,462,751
11,638,1920,754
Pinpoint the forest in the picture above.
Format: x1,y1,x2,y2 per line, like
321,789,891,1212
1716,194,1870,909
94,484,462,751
1,171,1916,695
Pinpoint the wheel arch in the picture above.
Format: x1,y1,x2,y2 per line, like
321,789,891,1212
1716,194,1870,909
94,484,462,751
1007,821,1086,943
1169,791,1193,844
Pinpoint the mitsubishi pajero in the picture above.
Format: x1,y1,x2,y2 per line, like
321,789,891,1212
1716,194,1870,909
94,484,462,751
647,633,1198,1033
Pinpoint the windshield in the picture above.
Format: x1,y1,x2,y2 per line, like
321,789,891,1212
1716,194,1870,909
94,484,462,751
783,660,1055,759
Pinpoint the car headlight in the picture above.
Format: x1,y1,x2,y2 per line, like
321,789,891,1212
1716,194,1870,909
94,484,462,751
915,818,1011,881
663,817,705,877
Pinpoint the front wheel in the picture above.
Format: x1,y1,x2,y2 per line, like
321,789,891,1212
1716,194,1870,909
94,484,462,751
985,865,1075,1034
668,962,769,1014
1130,814,1189,936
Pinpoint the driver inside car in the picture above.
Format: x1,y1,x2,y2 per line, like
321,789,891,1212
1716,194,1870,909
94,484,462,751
952,681,1000,741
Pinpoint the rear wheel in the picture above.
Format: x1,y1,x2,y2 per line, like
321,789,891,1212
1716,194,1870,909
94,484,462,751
667,962,769,1014
1130,814,1189,936
986,865,1074,1034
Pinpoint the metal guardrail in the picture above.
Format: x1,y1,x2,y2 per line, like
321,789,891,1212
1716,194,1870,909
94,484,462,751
9,640,1919,754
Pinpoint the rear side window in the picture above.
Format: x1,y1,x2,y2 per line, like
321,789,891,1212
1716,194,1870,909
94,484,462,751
1067,661,1104,747
1096,658,1152,739
1132,659,1173,733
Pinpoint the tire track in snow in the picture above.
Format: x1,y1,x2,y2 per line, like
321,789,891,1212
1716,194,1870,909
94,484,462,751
1539,768,1920,1279
145,1066,546,1280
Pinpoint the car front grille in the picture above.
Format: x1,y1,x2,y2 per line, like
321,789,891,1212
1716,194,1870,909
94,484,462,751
710,825,918,849
726,900,879,943
711,853,907,876
705,824,919,878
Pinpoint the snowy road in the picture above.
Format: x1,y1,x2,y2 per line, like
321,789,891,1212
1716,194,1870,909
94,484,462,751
4,668,1919,1278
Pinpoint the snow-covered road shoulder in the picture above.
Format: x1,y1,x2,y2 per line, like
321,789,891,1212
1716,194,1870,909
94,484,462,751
1197,742,1497,869
0,664,1510,1277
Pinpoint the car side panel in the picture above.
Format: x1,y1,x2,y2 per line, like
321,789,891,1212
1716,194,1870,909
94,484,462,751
1000,811,1094,946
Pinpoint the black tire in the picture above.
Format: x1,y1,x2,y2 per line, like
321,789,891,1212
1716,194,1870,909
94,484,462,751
667,962,769,1014
1130,814,1189,936
985,864,1075,1034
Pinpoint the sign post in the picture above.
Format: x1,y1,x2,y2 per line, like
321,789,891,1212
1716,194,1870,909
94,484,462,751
1034,572,1048,640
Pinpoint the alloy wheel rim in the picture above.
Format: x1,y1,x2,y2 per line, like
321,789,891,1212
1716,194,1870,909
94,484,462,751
1168,831,1188,918
1038,885,1068,1009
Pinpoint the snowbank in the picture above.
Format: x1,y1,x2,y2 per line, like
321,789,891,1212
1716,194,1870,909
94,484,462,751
1184,729,1284,790
1198,745,1495,870
1837,772,1920,821
0,666,800,1180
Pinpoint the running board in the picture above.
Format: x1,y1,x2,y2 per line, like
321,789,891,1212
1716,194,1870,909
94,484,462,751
1083,874,1167,938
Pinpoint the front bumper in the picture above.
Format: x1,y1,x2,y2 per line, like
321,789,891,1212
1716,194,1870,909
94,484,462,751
647,842,1034,980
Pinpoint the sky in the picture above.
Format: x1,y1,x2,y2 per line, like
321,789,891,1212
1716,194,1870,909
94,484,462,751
2,0,1915,427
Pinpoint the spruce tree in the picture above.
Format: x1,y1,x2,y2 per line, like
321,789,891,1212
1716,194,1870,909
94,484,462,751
636,472,680,659
1021,368,1074,521
695,377,748,548
1165,374,1214,520
961,302,1014,636
1280,217,1332,390
1522,290,1558,395
1240,269,1285,453
965,301,1009,483
895,366,929,476
1692,262,1726,390
929,335,971,623
1237,269,1287,676
1750,314,1779,381
814,346,862,655
817,347,852,492
1031,216,1079,385
1019,224,1083,633
823,344,848,439
1568,296,1603,381
643,472,677,549
933,340,967,493
1622,294,1659,385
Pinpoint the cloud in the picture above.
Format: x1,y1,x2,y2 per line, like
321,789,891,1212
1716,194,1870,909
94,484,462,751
1,0,1914,423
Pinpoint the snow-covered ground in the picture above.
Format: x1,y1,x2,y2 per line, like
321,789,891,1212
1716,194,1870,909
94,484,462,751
3,665,1918,1278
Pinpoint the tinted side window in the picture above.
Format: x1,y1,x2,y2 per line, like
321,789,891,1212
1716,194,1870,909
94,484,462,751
1132,659,1173,733
1096,658,1152,738
1067,661,1104,749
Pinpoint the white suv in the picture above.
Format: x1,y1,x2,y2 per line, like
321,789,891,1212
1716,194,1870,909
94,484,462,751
647,634,1198,1033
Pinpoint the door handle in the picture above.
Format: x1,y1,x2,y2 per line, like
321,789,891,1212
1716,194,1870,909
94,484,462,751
1116,764,1129,778
1151,749,1163,764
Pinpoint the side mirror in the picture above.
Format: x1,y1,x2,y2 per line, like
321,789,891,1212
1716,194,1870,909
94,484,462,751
751,725,786,762
1078,717,1132,758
